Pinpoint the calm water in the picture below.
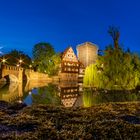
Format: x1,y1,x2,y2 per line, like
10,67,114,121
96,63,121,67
0,81,140,107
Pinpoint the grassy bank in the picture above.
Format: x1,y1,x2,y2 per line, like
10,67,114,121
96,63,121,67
0,101,140,139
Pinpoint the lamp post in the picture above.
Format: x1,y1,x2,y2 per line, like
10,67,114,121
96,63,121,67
19,59,23,67
0,58,6,71
29,64,32,68
2,58,6,64
17,59,23,69
19,59,23,64
29,64,32,71
1,58,6,68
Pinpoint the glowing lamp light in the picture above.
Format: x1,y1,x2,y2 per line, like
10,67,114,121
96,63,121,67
18,100,22,103
2,58,6,63
17,64,20,67
19,59,23,63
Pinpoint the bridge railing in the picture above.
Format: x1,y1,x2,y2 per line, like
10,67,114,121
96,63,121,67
2,65,23,71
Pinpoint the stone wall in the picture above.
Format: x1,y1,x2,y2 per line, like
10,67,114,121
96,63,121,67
25,70,51,81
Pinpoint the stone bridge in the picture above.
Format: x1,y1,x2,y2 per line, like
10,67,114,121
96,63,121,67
0,65,51,83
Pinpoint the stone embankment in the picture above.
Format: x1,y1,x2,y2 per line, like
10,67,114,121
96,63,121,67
0,101,140,139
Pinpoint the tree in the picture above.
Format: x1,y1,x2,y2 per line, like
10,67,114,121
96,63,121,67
108,26,120,49
33,42,55,63
46,53,61,76
32,42,61,76
0,49,32,68
83,27,140,90
32,84,61,105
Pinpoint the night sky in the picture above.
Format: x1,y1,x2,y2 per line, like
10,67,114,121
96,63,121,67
0,0,140,57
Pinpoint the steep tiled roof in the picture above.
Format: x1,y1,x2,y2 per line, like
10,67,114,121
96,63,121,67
61,47,72,59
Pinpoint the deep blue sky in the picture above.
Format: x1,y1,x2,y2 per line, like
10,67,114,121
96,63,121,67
0,0,140,57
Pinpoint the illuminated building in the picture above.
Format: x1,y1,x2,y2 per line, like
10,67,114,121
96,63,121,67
60,47,83,81
76,42,98,67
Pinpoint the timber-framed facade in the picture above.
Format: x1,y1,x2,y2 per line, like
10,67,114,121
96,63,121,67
59,47,84,82
59,42,98,82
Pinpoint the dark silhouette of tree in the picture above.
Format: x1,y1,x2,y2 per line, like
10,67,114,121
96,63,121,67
32,42,61,75
0,49,31,68
108,26,120,49
33,42,55,63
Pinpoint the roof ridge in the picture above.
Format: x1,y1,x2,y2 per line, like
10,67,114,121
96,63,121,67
76,41,99,48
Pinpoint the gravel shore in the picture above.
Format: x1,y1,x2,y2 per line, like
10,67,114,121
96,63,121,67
0,101,140,139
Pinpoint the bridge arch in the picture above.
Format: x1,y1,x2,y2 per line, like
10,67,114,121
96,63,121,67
3,74,19,83
1,65,49,83
1,65,23,83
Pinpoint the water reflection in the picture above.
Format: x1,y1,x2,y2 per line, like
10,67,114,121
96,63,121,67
32,84,61,105
31,82,83,107
0,82,23,102
0,81,51,103
83,88,140,107
0,81,83,107
58,82,82,107
0,81,139,107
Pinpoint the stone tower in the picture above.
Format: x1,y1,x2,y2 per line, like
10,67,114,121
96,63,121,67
76,42,98,67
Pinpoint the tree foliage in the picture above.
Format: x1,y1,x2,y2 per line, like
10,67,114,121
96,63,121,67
0,49,31,68
33,42,55,63
32,42,61,76
83,88,139,107
32,84,61,105
84,27,140,90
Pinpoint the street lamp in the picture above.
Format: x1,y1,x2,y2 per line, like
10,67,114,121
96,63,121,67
18,59,23,67
2,58,6,64
29,64,32,69
0,58,6,69
19,59,23,63
17,64,20,67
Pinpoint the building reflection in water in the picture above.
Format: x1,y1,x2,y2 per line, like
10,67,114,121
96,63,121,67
58,82,83,107
0,80,83,107
0,80,51,103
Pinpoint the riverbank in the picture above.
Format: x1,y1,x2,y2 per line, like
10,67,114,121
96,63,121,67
0,101,140,139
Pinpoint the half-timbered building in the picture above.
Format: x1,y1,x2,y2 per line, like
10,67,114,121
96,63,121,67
59,47,82,81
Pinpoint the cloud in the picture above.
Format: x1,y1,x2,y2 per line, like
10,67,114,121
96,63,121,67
0,45,4,54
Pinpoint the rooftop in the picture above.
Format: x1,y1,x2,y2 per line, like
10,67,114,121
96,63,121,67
76,42,99,49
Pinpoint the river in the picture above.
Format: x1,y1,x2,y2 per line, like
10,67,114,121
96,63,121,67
0,81,140,107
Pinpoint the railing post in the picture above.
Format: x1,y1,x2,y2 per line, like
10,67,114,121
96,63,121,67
18,68,24,83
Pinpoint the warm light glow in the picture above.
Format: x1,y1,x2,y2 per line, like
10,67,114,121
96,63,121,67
19,59,23,63
18,100,22,103
2,58,6,63
17,64,20,67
